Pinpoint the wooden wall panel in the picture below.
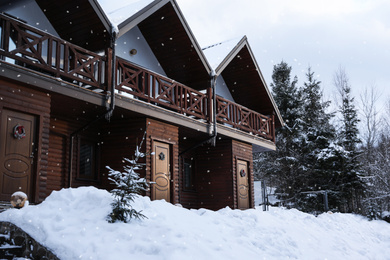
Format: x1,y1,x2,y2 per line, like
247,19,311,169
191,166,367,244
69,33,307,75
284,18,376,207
193,138,254,210
196,139,234,210
48,115,98,191
0,78,50,203
46,131,67,196
99,118,147,191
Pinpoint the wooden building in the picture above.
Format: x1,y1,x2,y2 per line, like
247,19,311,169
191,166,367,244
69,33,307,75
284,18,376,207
0,0,283,210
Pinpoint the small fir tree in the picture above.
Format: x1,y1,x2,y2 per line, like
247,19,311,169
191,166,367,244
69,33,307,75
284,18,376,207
106,129,149,223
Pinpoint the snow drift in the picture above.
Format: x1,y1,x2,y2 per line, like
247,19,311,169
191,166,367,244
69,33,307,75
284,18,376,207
1,187,389,260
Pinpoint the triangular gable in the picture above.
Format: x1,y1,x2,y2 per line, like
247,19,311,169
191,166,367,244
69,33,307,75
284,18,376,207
104,0,212,89
35,0,113,52
202,37,243,76
205,36,283,127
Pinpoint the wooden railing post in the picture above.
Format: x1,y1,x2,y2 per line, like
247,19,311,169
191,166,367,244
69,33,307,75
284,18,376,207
0,18,8,60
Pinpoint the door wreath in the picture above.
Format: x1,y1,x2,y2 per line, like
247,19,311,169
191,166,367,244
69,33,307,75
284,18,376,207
13,124,26,139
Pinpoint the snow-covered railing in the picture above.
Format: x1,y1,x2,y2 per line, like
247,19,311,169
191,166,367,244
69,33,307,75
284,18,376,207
0,13,109,92
115,57,211,121
216,95,275,141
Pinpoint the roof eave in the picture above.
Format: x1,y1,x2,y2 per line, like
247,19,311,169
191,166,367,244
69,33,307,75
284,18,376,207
170,0,212,75
116,0,212,76
117,0,169,37
215,36,284,127
244,41,284,127
214,36,248,76
89,0,113,34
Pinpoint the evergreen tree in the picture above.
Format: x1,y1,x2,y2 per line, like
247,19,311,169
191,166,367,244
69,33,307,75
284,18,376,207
254,61,304,206
106,129,149,223
333,68,364,213
297,67,337,213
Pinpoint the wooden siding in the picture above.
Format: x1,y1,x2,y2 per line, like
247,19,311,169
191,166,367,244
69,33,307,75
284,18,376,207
196,139,234,210
99,118,147,191
146,119,179,204
48,116,96,190
193,138,254,210
46,131,67,197
179,137,200,209
0,78,50,203
232,140,254,209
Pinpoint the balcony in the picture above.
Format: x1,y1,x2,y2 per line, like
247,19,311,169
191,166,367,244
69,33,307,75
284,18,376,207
0,13,275,142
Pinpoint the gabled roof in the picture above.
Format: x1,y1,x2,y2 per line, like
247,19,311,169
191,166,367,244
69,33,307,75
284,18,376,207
204,36,283,127
109,0,212,89
33,0,212,89
202,37,243,75
35,0,113,52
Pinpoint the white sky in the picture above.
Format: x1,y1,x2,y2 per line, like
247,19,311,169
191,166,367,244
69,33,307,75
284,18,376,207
176,0,390,106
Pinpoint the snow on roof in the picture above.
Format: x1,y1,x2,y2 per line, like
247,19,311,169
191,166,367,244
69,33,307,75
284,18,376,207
202,37,243,72
98,0,155,27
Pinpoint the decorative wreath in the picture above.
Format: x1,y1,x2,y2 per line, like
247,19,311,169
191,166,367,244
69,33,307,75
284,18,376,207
159,152,165,161
13,124,26,139
240,169,246,177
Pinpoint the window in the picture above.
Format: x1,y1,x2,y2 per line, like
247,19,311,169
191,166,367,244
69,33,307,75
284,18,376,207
183,158,195,190
78,139,99,180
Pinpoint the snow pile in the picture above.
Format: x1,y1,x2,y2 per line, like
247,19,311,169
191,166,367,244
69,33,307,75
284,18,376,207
1,187,390,260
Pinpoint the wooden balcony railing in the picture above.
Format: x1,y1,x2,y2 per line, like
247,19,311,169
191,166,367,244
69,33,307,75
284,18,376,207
0,13,109,92
116,57,211,121
216,95,275,141
0,13,275,142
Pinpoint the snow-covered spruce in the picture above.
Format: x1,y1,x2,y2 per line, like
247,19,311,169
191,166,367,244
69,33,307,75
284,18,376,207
106,129,149,223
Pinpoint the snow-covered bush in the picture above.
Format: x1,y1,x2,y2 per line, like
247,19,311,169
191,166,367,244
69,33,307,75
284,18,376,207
106,130,149,223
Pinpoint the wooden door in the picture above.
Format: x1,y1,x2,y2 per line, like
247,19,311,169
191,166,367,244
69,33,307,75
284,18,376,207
237,159,250,209
0,109,37,201
151,141,170,202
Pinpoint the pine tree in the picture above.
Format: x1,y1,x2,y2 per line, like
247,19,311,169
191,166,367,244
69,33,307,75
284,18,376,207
106,129,149,223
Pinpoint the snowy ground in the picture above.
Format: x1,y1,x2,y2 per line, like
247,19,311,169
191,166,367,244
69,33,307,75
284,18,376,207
1,187,390,260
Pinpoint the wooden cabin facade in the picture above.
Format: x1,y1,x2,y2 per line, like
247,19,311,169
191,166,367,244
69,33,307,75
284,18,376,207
0,0,283,210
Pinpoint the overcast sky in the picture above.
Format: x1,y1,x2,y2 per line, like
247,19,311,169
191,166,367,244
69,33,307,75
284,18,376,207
177,0,390,106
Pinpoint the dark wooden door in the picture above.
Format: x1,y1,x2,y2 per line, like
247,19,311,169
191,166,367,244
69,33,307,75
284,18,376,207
0,109,37,201
152,141,170,202
237,159,250,209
